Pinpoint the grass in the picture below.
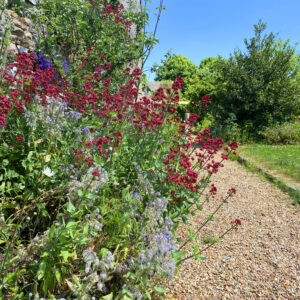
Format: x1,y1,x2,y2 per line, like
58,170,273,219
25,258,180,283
237,144,300,183
231,144,300,205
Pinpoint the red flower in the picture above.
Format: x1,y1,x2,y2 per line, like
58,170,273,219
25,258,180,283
92,168,100,177
202,94,210,104
229,141,238,150
231,218,242,226
15,136,24,142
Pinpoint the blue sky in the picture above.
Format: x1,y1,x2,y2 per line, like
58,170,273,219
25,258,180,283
143,0,300,81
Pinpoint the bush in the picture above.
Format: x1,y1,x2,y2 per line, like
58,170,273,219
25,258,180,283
211,21,300,134
208,114,257,143
261,122,300,144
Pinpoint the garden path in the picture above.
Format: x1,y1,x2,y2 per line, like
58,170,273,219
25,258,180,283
165,159,300,299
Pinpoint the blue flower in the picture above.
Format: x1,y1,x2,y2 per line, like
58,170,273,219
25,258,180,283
51,117,55,121
134,192,142,201
62,60,69,74
34,51,51,70
83,127,89,133
164,234,172,240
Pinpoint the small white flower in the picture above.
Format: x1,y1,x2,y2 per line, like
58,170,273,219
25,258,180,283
42,167,55,177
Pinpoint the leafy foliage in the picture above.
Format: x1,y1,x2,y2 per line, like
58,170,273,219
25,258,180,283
185,57,223,110
152,52,199,92
211,21,300,135
260,121,300,144
0,50,239,298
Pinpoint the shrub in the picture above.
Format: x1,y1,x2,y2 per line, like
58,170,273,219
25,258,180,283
261,121,300,144
211,21,300,134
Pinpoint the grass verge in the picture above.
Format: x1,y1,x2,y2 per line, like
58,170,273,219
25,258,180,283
237,144,300,182
229,147,300,205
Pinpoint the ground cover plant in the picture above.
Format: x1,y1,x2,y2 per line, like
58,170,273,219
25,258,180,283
0,1,240,298
237,144,300,183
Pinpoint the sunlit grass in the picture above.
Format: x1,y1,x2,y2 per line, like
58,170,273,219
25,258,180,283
237,144,300,182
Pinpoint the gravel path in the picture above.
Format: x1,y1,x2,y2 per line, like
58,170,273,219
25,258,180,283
165,159,300,299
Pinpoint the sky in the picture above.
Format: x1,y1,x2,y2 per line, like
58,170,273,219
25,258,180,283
143,0,300,81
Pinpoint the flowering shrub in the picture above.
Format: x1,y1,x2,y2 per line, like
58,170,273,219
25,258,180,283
0,48,240,298
28,0,155,88
0,1,240,299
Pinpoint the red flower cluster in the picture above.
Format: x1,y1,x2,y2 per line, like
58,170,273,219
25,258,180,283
92,168,100,177
227,187,237,196
186,113,200,126
0,53,62,118
202,94,210,109
233,218,242,225
1,49,239,208
0,95,11,127
201,94,210,104
229,141,238,150
195,94,210,109
172,77,184,90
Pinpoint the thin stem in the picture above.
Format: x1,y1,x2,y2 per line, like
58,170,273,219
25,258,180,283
179,224,236,264
179,193,230,250
142,0,164,68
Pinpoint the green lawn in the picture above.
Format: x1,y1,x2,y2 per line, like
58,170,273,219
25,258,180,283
237,144,300,183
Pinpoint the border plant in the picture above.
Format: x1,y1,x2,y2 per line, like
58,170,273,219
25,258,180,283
0,1,241,298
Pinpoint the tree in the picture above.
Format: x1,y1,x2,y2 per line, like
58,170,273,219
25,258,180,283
212,20,300,134
152,52,199,92
185,56,223,107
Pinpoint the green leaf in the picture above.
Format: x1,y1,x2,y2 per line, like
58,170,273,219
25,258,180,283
37,260,47,280
154,286,166,294
37,203,49,217
54,268,61,283
41,251,49,258
59,250,74,262
192,244,199,254
100,248,109,258
77,189,83,197
172,250,186,266
102,293,113,300
194,254,207,261
66,221,77,229
86,192,96,199
2,159,9,166
67,200,76,213
145,290,151,299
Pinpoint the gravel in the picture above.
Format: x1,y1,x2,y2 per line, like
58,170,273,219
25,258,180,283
164,159,300,299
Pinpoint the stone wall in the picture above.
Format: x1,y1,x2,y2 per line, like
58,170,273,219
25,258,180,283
0,9,35,56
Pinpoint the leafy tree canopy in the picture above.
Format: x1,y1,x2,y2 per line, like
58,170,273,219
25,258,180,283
186,56,223,102
212,20,300,133
152,52,199,92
